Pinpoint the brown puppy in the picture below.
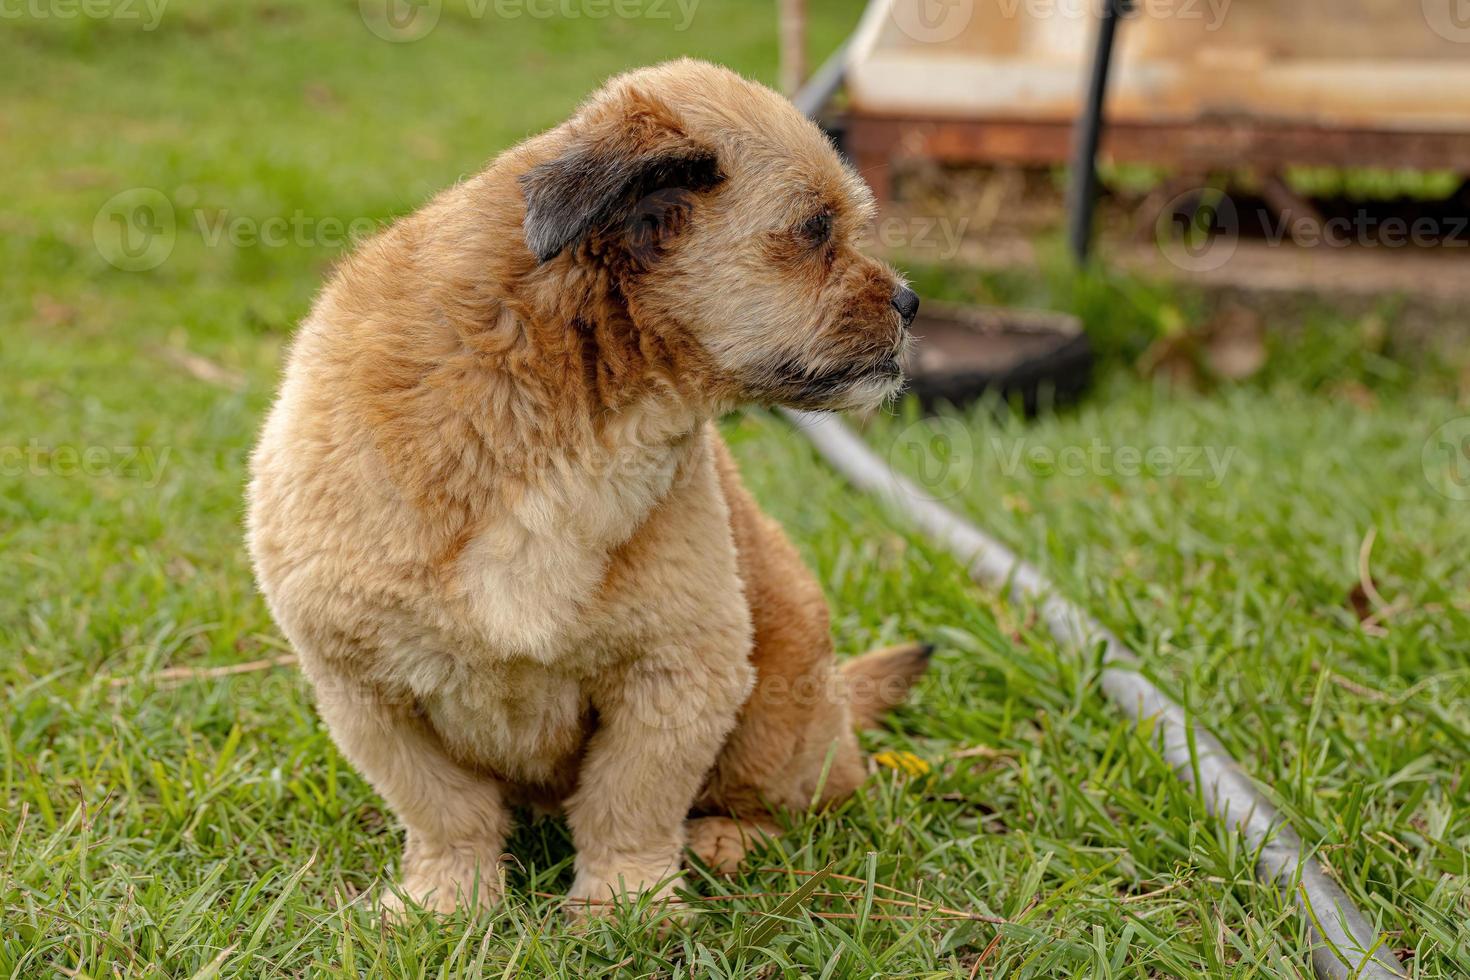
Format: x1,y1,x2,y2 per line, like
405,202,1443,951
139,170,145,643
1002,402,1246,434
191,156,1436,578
246,59,927,919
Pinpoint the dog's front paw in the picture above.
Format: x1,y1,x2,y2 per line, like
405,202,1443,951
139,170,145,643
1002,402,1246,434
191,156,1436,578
565,858,687,927
381,847,503,921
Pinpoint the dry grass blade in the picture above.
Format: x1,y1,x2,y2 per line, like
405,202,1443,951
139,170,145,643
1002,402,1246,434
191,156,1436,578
156,347,248,391
553,888,1000,922
949,745,1017,760
1349,526,1410,636
528,887,992,923
1121,880,1191,903
968,930,1004,980
796,911,978,922
969,895,1040,978
755,866,957,907
1357,527,1392,613
773,891,999,921
107,654,298,688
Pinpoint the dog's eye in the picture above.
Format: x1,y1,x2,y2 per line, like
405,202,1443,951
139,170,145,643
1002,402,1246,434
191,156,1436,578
798,211,832,247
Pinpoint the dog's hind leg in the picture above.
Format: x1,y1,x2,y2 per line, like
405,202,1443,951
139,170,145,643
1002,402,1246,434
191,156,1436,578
687,643,931,872
691,438,929,872
685,813,782,873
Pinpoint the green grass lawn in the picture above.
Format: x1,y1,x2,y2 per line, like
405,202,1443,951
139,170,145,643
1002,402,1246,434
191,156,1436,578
4,2,1469,976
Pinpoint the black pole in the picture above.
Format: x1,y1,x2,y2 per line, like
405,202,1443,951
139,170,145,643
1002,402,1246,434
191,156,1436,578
1066,0,1130,264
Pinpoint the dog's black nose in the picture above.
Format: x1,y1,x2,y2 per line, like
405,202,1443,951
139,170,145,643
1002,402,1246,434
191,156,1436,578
891,285,920,326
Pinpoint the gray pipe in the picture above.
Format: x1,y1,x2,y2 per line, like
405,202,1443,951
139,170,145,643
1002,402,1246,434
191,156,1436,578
790,34,851,121
783,409,1401,979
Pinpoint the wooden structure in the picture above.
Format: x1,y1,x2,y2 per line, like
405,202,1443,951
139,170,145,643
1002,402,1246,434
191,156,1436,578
844,0,1470,203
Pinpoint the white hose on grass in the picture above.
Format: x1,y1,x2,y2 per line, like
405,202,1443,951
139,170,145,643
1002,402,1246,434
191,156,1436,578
783,408,1401,980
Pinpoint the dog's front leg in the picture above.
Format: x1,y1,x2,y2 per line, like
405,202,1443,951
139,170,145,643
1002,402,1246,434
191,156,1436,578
564,643,753,918
310,665,511,918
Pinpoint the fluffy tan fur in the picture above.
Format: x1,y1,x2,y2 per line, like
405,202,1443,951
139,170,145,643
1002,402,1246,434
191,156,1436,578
246,58,925,919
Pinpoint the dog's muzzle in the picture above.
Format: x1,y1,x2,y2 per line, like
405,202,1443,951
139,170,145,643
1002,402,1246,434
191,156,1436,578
754,339,908,409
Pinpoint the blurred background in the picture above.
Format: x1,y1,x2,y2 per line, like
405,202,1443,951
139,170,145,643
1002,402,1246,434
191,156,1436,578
3,1,1468,976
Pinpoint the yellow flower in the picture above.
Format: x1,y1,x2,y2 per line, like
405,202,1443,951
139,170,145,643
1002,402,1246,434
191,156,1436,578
873,750,930,777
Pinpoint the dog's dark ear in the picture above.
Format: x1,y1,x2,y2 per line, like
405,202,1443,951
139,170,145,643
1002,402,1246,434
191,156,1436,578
519,95,724,262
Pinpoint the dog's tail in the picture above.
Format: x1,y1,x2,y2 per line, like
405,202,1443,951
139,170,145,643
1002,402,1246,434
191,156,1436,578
842,642,933,730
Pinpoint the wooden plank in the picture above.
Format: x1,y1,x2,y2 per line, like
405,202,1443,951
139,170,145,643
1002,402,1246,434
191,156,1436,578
846,113,1470,202
851,0,1470,130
